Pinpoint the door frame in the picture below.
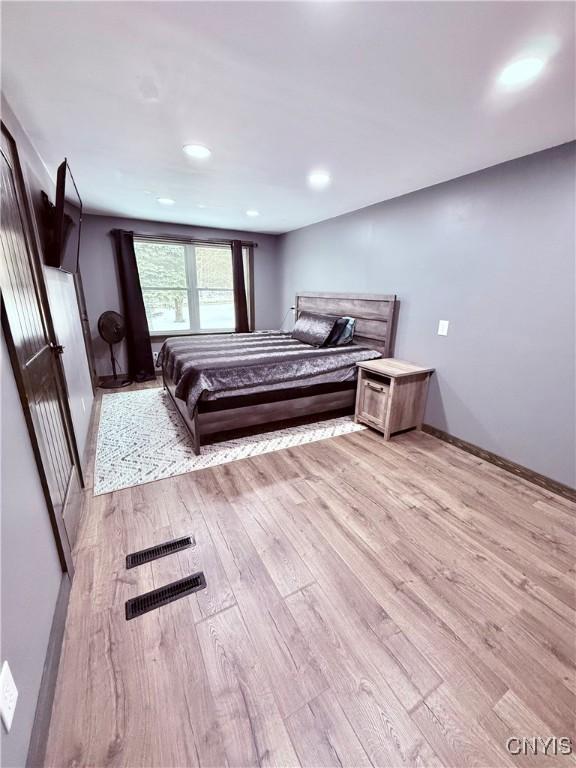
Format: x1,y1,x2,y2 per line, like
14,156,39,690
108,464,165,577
1,121,82,575
73,270,98,392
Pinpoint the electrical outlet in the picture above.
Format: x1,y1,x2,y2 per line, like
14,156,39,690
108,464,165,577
0,661,18,733
153,351,159,364
437,320,449,336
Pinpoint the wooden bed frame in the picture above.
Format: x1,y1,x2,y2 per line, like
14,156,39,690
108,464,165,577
163,291,398,454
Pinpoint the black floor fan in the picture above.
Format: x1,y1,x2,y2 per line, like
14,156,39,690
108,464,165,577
97,311,132,388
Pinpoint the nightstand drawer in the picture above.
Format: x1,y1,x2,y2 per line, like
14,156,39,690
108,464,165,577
357,377,389,427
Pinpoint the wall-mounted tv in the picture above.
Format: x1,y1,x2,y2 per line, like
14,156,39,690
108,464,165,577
44,159,82,274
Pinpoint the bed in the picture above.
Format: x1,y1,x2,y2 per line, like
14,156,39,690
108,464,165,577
159,291,398,454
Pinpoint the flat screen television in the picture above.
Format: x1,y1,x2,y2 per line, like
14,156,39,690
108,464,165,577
44,159,82,274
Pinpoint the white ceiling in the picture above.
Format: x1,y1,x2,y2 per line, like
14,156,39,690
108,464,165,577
2,1,574,234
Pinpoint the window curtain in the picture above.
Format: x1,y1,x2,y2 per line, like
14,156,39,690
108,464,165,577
231,239,249,333
112,230,156,381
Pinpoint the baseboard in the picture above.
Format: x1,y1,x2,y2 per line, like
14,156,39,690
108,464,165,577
97,373,133,387
422,424,576,503
81,393,98,476
97,373,161,387
26,574,71,768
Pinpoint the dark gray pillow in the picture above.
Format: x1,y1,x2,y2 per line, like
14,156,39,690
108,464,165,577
292,311,338,346
324,316,357,346
324,317,349,346
337,316,356,345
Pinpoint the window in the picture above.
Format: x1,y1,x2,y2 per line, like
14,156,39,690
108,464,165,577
134,239,252,335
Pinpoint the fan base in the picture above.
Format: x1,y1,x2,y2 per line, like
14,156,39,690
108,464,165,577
100,377,132,389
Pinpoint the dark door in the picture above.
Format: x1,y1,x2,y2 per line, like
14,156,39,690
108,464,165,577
1,125,78,574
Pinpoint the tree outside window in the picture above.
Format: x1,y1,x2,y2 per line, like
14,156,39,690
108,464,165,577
134,239,249,334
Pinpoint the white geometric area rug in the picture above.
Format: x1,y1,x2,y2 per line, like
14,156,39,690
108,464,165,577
94,387,366,496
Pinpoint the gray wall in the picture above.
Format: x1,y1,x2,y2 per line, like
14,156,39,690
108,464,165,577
279,143,576,487
79,214,282,376
1,333,64,768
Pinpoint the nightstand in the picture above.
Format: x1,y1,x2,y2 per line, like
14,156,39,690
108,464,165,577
355,358,434,440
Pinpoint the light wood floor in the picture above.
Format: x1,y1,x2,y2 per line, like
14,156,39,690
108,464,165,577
45,387,576,767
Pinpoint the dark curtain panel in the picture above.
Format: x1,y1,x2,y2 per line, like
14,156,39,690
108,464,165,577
112,229,156,381
231,239,249,333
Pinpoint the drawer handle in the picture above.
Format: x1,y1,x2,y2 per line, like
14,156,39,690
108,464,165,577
365,381,385,392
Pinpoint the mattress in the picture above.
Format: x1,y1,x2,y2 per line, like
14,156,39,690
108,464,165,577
157,330,381,414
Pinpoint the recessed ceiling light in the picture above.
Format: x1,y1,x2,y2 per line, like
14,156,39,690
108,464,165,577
308,169,331,190
183,144,212,159
498,57,546,88
157,197,175,206
246,209,260,217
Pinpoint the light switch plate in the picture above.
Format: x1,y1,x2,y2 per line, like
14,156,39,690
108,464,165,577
0,661,18,732
437,320,450,336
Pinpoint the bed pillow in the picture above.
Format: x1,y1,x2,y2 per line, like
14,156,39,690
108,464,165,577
337,316,356,345
325,316,356,346
291,311,338,346
324,317,349,346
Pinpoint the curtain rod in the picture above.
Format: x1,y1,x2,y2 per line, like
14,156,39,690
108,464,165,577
131,232,258,248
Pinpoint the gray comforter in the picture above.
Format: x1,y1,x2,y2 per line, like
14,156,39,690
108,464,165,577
157,331,380,413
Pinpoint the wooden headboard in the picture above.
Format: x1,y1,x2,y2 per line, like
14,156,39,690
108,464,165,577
295,291,398,357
